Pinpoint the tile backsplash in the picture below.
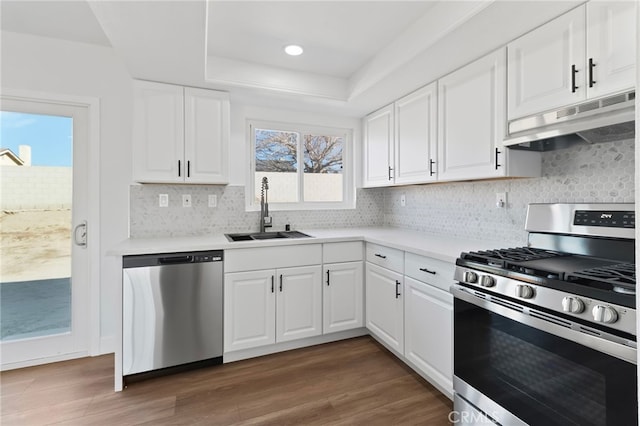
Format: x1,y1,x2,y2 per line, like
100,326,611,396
384,139,635,245
129,186,385,238
130,139,634,242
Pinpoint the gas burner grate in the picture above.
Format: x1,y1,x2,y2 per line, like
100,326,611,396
462,247,568,267
567,263,636,293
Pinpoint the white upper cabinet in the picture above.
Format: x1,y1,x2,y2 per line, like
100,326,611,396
438,49,507,181
183,87,230,184
508,2,636,120
508,6,586,119
132,81,184,182
394,83,438,184
132,80,230,184
362,104,394,187
586,1,637,99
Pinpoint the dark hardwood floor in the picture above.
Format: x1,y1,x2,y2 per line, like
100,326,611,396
1,336,452,425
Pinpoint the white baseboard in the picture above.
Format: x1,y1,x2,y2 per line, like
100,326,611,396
99,335,116,355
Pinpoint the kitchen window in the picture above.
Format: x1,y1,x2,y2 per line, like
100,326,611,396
247,120,354,211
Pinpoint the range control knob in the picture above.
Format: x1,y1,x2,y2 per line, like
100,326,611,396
514,284,534,299
464,271,478,283
480,275,495,287
562,296,585,314
592,305,618,324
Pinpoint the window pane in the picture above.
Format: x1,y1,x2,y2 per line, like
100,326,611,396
254,128,298,203
303,134,343,202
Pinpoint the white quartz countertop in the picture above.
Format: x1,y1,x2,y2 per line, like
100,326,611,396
108,227,505,263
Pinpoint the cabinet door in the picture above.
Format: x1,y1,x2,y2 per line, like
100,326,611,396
394,83,438,184
363,104,394,187
507,6,586,119
184,87,230,184
438,49,506,181
276,265,322,342
224,270,276,352
132,81,184,183
365,262,404,354
404,276,453,395
323,262,363,334
586,1,637,99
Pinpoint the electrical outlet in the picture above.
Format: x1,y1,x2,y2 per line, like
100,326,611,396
496,192,507,209
159,194,168,207
182,194,192,208
400,194,406,207
208,194,217,208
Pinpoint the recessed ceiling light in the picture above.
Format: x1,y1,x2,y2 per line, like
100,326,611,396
284,44,304,56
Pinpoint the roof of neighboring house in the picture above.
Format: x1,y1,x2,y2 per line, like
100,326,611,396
0,148,25,165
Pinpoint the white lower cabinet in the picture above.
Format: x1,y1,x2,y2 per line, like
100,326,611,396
404,276,453,395
323,262,364,334
225,265,322,352
365,262,404,354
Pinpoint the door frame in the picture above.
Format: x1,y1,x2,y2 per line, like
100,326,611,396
0,88,101,368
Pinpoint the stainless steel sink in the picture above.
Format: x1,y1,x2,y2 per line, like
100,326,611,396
225,230,313,242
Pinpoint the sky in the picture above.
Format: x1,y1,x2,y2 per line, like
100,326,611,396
0,111,73,167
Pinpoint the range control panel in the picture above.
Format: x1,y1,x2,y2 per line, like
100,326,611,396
574,210,635,228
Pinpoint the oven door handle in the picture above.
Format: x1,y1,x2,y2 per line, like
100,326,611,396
451,285,637,365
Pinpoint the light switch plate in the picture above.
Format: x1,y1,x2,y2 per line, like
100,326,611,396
182,194,192,208
159,194,168,207
496,192,507,208
208,194,217,208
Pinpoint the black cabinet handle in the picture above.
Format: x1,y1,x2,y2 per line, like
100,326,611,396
429,159,435,176
589,58,596,88
395,280,401,299
571,64,579,93
326,269,330,286
419,268,436,275
187,160,191,178
279,274,283,292
495,148,501,170
388,166,393,181
271,276,274,293
374,253,387,259
178,160,181,177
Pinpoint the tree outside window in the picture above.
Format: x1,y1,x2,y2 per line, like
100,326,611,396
251,122,350,209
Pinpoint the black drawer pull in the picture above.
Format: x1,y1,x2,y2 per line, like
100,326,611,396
495,147,501,170
271,276,274,293
279,274,283,292
388,166,393,181
571,64,579,93
419,268,436,275
326,269,330,286
395,280,401,299
429,159,435,176
178,160,181,177
374,253,387,259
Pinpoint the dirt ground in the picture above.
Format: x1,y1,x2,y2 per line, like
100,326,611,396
0,210,72,283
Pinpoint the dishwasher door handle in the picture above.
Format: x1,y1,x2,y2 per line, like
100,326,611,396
159,256,194,264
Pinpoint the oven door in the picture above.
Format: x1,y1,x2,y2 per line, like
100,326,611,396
452,284,637,426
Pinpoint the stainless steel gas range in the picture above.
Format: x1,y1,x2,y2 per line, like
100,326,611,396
451,203,637,426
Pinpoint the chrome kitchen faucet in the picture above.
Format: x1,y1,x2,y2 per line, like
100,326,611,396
260,177,272,233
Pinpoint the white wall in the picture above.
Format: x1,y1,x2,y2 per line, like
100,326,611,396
0,166,72,210
1,31,133,353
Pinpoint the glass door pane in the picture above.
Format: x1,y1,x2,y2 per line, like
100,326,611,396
0,111,73,341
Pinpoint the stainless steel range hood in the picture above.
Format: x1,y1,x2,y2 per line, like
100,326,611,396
503,90,635,151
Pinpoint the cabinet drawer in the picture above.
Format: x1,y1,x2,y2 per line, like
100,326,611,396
366,243,404,273
323,241,363,263
404,252,455,293
225,244,322,273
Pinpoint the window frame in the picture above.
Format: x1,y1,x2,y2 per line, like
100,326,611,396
246,119,355,211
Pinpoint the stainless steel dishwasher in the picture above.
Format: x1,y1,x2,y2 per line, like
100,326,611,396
122,250,223,378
